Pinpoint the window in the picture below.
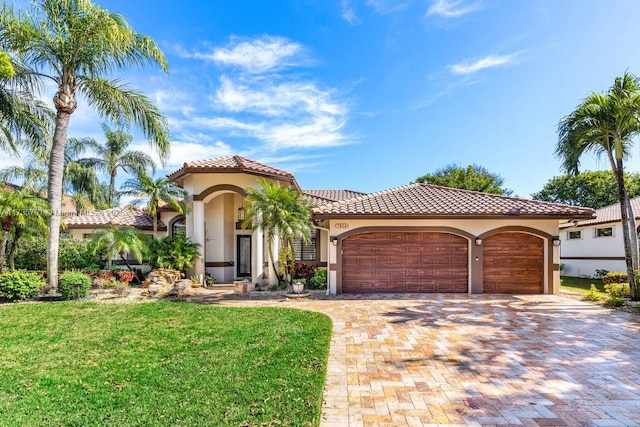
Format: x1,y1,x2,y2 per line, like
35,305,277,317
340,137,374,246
595,227,613,238
292,237,317,261
568,230,582,240
171,217,186,238
82,233,92,239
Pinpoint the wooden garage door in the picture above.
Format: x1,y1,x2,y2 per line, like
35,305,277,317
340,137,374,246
342,232,468,293
483,232,543,293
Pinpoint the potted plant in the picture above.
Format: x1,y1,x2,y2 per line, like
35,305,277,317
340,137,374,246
292,281,304,294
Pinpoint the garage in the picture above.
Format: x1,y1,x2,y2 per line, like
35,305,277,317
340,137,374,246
341,232,468,293
483,232,544,293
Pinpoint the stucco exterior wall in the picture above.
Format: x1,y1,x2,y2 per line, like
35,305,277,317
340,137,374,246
560,222,625,277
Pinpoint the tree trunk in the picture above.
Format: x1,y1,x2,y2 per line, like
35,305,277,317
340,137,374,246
614,159,638,300
47,110,72,288
0,229,9,273
7,227,23,271
109,171,116,207
624,194,639,270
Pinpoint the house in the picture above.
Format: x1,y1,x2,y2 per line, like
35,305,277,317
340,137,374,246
64,155,595,294
1,181,80,217
559,197,640,278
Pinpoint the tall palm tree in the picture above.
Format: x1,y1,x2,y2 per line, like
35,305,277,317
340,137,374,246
0,188,50,272
90,225,146,271
557,72,640,300
121,173,187,239
0,0,170,287
243,178,315,285
78,124,156,207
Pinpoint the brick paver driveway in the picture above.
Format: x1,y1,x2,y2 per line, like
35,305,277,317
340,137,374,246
204,293,640,426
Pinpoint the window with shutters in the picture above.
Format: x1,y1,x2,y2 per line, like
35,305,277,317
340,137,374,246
292,237,317,261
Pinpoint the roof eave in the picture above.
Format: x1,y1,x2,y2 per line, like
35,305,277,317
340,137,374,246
311,213,596,220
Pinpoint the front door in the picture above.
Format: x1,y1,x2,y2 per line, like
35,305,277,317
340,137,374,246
237,235,251,278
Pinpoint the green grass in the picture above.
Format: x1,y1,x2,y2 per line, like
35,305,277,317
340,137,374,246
560,276,606,298
0,302,332,426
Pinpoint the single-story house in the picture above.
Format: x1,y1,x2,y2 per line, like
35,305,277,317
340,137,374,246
559,197,640,278
64,155,595,294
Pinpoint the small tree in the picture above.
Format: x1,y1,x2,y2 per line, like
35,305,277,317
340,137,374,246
90,226,146,271
414,164,512,195
243,178,315,285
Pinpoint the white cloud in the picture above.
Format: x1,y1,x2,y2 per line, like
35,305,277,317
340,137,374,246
153,89,194,116
194,35,305,74
341,0,362,24
449,53,519,75
131,140,234,170
366,0,409,14
212,76,345,117
426,0,481,18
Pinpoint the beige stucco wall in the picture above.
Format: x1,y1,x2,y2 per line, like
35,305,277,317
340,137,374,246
321,217,561,295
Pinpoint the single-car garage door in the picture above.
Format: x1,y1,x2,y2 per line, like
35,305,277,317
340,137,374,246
483,232,544,293
342,232,468,293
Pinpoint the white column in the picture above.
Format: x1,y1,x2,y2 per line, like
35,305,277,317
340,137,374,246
252,228,263,285
191,200,205,278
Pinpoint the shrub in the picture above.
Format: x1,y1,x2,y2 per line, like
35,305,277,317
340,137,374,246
605,282,631,298
308,268,327,290
604,296,626,307
0,271,44,301
115,270,135,283
294,263,317,285
147,236,200,272
12,236,103,271
58,271,92,300
603,272,629,284
582,284,601,302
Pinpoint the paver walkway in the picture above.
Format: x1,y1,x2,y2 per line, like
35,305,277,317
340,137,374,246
192,292,640,426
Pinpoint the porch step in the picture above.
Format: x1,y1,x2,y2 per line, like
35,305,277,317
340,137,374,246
205,283,234,290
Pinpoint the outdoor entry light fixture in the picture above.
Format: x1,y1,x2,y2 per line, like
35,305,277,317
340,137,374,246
237,207,246,222
552,237,561,246
331,237,338,246
475,238,482,246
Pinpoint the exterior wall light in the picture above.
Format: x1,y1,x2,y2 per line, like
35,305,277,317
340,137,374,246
475,238,482,246
331,237,338,246
552,237,561,246
237,207,246,221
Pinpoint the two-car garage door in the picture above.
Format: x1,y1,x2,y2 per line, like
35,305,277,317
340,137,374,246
341,231,544,294
342,232,469,293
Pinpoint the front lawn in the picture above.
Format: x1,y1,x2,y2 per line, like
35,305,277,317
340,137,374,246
0,302,332,426
560,276,606,298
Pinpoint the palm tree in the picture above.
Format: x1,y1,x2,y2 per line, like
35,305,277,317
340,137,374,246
90,225,146,271
0,188,50,272
78,124,156,207
557,72,640,300
121,173,187,238
243,178,315,285
0,0,170,287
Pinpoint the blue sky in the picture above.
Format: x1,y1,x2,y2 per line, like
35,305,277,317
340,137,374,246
8,0,640,198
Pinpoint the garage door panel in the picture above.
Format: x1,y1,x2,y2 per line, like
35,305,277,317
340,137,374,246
483,232,543,294
342,232,468,293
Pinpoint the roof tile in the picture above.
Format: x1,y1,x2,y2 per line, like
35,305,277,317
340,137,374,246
313,183,596,218
559,197,640,228
63,206,166,230
167,155,295,181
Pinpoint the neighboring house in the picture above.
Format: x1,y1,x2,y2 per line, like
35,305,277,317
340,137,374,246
63,206,166,240
559,197,640,278
1,181,78,217
64,155,595,294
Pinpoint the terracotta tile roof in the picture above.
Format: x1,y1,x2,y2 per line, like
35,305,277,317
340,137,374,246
167,155,296,184
312,183,596,219
63,206,166,230
302,189,368,206
559,197,640,229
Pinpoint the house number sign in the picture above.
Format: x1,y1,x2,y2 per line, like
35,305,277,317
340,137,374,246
334,223,349,229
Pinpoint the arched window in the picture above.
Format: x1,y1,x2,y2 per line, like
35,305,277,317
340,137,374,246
171,216,186,238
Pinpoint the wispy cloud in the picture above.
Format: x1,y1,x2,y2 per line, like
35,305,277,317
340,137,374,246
191,35,306,74
366,0,409,14
132,139,234,170
449,53,520,75
341,0,362,25
426,0,481,18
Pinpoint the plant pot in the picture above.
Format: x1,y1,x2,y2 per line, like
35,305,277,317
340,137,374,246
292,282,304,294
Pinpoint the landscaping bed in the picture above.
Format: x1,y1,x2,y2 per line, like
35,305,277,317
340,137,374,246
0,302,332,426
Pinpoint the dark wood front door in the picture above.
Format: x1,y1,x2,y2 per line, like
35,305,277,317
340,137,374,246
483,232,544,293
341,232,468,293
236,235,251,278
